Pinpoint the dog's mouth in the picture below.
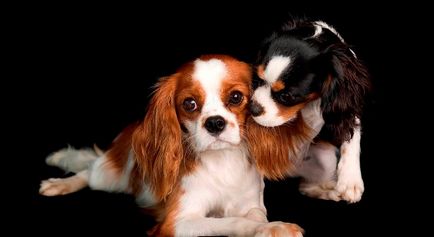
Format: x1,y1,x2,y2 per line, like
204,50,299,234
207,140,230,150
251,113,292,127
205,138,239,151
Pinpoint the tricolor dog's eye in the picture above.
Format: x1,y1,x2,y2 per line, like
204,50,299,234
183,98,198,112
228,91,243,105
278,92,295,104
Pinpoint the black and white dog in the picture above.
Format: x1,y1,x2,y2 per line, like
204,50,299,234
248,19,370,203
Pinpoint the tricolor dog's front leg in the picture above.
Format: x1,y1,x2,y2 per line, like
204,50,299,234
335,118,364,203
298,111,364,203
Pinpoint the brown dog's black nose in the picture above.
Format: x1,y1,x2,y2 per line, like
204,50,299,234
205,116,226,135
249,101,264,117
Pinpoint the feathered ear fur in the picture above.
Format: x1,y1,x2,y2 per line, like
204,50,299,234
132,74,183,201
246,115,311,180
315,43,370,145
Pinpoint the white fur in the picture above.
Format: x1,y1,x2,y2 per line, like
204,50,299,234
174,148,269,236
45,146,98,173
193,59,228,85
190,59,241,151
314,21,357,58
314,21,345,43
88,152,132,193
88,152,157,207
264,56,291,84
336,119,364,203
297,143,340,201
313,25,323,38
300,99,324,133
40,148,96,196
39,170,88,196
251,85,288,127
135,184,158,208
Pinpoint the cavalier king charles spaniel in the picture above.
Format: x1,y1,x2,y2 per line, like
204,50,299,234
247,20,370,203
39,55,304,237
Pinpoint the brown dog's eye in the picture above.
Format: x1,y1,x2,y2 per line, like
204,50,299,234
229,91,243,105
183,98,197,112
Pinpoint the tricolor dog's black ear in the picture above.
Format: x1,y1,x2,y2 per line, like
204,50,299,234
256,32,278,65
312,43,371,145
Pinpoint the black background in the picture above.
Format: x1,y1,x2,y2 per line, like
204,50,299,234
22,2,427,237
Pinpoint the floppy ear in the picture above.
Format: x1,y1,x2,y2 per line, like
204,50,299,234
256,32,278,65
246,115,311,180
132,74,183,201
314,43,370,145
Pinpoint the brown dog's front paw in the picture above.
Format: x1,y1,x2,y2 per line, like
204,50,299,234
255,222,304,237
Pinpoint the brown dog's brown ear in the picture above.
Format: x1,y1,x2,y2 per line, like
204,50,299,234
314,43,370,145
132,74,183,201
246,115,311,180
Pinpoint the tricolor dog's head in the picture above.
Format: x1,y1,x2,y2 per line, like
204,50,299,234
249,20,370,145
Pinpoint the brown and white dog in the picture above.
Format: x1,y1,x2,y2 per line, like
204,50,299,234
248,20,370,203
39,55,304,237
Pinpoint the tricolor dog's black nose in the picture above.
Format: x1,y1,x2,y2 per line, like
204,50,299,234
205,116,226,135
249,101,264,117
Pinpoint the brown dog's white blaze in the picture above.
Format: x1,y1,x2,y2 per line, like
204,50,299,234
219,57,252,133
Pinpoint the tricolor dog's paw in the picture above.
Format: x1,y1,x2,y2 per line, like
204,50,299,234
335,168,364,203
299,181,341,202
